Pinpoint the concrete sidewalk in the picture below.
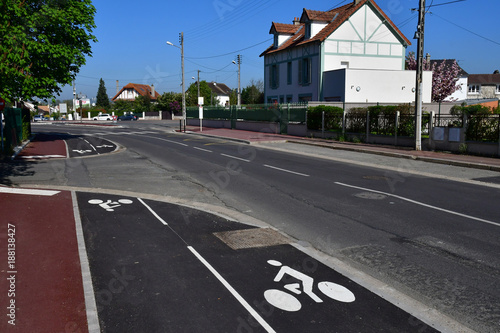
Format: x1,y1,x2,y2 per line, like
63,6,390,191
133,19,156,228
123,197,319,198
184,126,500,172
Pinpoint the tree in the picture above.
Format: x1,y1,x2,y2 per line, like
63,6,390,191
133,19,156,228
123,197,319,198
134,94,151,113
0,0,97,102
154,92,182,113
241,79,264,104
406,52,461,103
186,81,212,106
96,78,110,109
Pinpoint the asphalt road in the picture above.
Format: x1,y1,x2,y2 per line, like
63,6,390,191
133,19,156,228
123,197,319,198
76,191,437,333
9,121,500,332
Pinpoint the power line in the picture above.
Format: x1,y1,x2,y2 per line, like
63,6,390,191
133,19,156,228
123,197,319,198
432,12,500,47
427,0,466,9
185,38,272,60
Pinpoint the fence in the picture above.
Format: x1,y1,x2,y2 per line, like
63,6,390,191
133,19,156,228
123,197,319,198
185,102,500,154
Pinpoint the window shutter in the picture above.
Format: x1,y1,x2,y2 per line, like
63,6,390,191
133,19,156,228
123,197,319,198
298,59,303,85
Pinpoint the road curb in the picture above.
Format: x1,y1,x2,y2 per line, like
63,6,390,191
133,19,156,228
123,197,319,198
287,139,500,172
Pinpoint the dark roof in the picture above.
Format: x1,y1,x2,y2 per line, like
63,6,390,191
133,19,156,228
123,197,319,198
429,59,468,77
261,0,410,57
112,83,160,101
468,74,500,85
208,82,232,96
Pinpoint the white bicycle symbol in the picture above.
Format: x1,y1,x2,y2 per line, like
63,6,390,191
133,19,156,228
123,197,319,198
264,260,355,312
88,199,133,212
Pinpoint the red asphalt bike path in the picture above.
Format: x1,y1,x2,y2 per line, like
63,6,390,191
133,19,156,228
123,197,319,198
0,188,88,332
15,133,67,160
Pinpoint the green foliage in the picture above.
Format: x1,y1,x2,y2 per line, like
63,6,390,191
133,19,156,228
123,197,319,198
111,100,134,114
0,0,97,102
154,92,182,113
96,78,110,109
307,105,344,130
187,81,213,106
134,94,152,113
241,80,264,104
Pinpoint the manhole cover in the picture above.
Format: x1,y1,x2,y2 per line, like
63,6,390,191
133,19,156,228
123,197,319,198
214,228,290,250
354,192,387,200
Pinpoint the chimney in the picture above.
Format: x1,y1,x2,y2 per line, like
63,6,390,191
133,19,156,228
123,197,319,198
116,80,119,94
151,84,155,98
293,17,300,25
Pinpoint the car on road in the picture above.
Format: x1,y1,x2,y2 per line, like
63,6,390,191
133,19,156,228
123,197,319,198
33,115,46,122
93,114,113,121
117,114,138,121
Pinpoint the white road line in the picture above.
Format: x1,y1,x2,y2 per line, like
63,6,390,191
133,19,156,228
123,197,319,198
0,187,61,196
264,164,310,177
82,138,99,154
71,191,101,333
221,153,251,162
137,198,168,225
335,182,500,228
187,246,276,333
193,147,213,153
146,136,189,147
18,155,66,159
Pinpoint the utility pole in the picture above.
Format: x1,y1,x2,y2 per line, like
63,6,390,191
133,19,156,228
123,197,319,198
237,54,241,107
180,32,186,132
414,0,426,151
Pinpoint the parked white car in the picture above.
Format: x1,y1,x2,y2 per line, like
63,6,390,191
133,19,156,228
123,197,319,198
93,114,113,121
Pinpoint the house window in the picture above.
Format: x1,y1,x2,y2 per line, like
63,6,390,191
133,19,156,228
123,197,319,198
274,34,279,48
305,23,311,39
287,62,292,85
270,64,279,89
298,58,312,86
496,84,500,94
468,84,480,94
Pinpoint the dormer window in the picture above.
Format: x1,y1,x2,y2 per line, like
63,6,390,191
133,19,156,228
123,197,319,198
305,23,311,39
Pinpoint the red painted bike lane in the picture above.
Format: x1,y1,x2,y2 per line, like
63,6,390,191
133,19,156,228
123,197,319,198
15,133,67,160
0,188,88,332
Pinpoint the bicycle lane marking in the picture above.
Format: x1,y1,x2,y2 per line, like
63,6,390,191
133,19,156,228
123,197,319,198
138,198,276,333
139,199,441,333
76,192,272,332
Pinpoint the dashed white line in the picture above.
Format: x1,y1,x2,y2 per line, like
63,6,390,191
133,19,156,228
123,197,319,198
147,137,189,146
263,164,310,177
193,147,213,153
221,153,251,162
187,246,276,333
335,182,500,228
137,198,169,225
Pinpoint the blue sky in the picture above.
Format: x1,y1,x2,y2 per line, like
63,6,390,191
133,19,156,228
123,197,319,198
60,0,499,102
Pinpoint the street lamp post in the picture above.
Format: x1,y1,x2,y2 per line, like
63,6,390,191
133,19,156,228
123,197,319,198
167,32,186,132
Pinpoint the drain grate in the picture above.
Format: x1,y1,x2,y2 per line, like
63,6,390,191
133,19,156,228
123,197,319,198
214,228,290,250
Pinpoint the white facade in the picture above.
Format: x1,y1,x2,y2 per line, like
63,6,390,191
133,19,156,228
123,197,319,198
323,69,432,103
115,89,140,100
447,77,468,102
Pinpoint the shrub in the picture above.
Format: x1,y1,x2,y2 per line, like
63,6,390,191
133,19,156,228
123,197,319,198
307,105,344,130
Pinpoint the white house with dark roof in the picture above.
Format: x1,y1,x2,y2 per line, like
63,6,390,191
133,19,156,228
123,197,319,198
260,0,432,104
467,73,500,100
